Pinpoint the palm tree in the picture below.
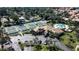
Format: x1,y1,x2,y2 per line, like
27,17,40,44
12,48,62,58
0,37,6,50
0,21,2,27
34,44,42,51
0,33,7,50
0,30,11,50
5,34,12,43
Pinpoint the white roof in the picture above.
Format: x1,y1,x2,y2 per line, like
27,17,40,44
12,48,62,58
1,18,8,23
30,17,34,20
9,18,14,22
65,25,69,30
19,16,25,19
72,19,79,21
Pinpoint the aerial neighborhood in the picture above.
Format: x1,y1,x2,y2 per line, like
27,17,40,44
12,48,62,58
0,7,79,51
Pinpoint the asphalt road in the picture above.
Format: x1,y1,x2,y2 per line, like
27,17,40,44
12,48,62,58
37,36,71,51
52,38,71,51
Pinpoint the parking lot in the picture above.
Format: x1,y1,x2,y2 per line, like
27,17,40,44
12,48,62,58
10,34,47,51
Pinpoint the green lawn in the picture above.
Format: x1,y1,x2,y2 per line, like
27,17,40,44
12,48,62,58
60,31,78,50
33,44,63,51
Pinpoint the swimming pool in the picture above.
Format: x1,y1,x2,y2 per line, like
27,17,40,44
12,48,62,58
54,24,66,29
